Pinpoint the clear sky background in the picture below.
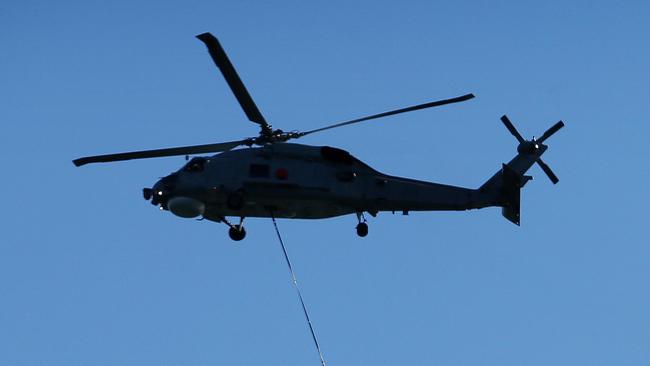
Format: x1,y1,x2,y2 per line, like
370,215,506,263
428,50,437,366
1,1,648,365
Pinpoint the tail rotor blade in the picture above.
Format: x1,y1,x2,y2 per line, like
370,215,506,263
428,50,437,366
537,120,565,144
500,115,525,143
537,158,559,184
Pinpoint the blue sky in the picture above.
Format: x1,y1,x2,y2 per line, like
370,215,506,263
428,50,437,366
1,1,648,365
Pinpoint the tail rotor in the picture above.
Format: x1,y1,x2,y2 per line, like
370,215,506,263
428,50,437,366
500,115,564,184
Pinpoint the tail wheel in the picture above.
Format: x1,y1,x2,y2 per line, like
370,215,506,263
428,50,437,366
356,222,369,237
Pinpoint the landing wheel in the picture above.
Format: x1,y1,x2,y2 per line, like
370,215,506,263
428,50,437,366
228,226,246,241
226,192,244,210
356,222,369,237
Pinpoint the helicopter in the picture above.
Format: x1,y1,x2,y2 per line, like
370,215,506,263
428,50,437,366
73,32,564,241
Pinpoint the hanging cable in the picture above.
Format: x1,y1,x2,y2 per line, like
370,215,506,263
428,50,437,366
271,213,327,366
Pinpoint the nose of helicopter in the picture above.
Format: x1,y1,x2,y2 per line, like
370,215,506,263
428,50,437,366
145,173,179,208
143,173,205,218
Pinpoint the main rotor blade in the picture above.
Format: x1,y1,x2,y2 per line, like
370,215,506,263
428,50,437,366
537,158,559,184
73,139,248,167
196,33,269,129
297,93,475,137
537,120,565,144
500,115,525,143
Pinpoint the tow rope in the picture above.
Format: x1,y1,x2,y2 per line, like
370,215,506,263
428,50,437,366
271,214,327,366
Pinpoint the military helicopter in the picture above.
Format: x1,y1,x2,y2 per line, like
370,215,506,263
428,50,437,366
74,32,564,241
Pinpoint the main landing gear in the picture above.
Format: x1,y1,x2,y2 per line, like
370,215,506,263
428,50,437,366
220,212,372,240
219,216,246,241
356,212,369,237
229,225,246,241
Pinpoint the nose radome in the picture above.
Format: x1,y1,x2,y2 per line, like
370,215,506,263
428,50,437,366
149,179,169,206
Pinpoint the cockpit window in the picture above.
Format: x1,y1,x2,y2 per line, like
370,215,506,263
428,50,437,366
183,157,207,172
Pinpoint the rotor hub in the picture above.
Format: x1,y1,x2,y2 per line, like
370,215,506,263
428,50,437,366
517,140,540,155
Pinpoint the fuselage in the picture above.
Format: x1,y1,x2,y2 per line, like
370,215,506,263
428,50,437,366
149,143,483,222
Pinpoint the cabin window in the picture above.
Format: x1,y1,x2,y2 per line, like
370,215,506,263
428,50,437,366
249,164,270,178
184,157,207,172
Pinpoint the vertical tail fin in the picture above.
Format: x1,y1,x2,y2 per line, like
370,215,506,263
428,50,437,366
480,164,531,225
498,164,530,225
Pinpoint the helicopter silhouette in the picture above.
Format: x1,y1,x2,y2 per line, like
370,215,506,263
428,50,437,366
74,32,564,241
